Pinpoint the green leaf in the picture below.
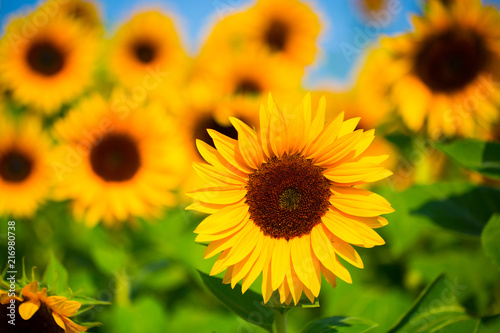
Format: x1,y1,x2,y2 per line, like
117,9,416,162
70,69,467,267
198,270,274,331
437,140,500,179
412,185,500,236
431,318,479,333
481,214,500,268
301,316,378,333
388,274,473,333
479,315,500,333
43,251,68,295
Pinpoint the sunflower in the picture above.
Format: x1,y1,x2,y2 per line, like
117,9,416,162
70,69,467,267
243,0,322,66
0,114,53,217
0,12,98,114
53,94,184,227
0,281,87,333
108,10,187,91
187,94,394,304
378,0,500,139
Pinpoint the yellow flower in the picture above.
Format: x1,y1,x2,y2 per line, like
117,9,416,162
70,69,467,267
108,10,187,90
0,114,53,217
18,281,87,333
0,12,98,114
244,0,321,66
377,0,500,139
187,94,394,304
53,94,185,227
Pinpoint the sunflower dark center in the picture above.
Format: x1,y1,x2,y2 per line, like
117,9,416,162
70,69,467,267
264,19,289,52
90,134,141,181
234,79,262,96
26,41,65,76
415,29,488,93
0,301,64,333
194,114,238,149
0,150,33,183
246,154,331,240
132,41,156,64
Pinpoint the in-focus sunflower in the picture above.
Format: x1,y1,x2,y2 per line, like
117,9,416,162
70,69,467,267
0,114,53,217
187,94,394,304
0,12,98,114
0,281,87,333
378,0,500,139
108,10,186,89
242,0,321,66
53,94,184,227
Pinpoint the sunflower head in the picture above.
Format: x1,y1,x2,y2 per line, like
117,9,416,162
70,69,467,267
378,0,500,138
0,12,98,114
108,10,186,88
53,93,185,227
246,0,322,65
0,114,53,217
188,93,393,304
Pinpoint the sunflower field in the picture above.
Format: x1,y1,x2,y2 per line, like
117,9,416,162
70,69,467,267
1,0,500,332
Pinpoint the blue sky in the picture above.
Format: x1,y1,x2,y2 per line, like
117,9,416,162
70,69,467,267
2,0,500,88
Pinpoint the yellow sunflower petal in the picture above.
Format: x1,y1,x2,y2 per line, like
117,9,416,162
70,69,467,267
271,238,291,290
324,162,386,183
230,117,264,170
194,203,249,234
19,299,40,320
330,187,394,217
187,186,245,205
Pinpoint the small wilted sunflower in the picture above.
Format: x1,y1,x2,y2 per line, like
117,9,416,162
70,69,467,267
53,94,184,227
187,94,393,304
108,10,186,89
379,0,500,139
0,115,53,217
56,0,102,31
0,281,87,333
0,13,98,114
244,0,321,66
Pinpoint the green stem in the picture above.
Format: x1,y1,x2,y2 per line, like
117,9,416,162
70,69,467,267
273,309,288,333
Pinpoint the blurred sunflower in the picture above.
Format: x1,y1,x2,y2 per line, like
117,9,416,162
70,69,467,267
53,94,184,227
0,115,53,217
379,0,500,139
0,281,87,333
0,13,98,114
108,10,186,89
187,94,393,304
244,0,321,66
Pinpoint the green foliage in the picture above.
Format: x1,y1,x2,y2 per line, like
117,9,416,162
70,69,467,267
198,271,275,331
437,140,500,180
388,275,477,333
411,184,500,236
43,251,69,295
301,316,378,333
481,214,500,269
